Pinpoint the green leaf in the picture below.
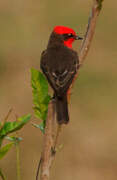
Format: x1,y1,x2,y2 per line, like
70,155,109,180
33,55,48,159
6,136,22,144
32,123,45,134
0,114,31,138
0,143,13,160
31,68,50,121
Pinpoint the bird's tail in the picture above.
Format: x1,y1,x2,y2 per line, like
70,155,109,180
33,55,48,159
55,94,69,124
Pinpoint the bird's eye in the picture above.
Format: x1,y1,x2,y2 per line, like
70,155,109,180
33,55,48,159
63,33,74,40
67,33,73,37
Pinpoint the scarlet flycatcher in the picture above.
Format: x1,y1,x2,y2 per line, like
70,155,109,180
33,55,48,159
40,26,82,124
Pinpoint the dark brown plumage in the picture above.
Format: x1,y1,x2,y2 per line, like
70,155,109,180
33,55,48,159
40,26,81,124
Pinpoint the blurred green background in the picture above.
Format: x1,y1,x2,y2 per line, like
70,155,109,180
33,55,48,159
0,0,117,179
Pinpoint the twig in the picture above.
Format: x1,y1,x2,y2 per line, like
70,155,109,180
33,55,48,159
39,1,104,179
53,124,62,150
36,158,42,180
0,108,13,130
16,140,21,180
36,102,61,180
40,99,56,180
79,0,104,64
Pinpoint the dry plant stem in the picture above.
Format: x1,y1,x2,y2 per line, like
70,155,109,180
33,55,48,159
16,143,21,180
40,100,56,180
54,125,62,150
0,108,12,130
79,0,102,64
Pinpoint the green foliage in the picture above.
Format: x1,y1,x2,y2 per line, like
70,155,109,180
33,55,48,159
0,143,13,160
0,114,31,139
32,123,45,134
0,113,30,179
31,68,51,132
6,136,22,145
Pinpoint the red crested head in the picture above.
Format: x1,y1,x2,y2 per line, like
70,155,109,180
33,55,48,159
53,26,82,48
54,26,76,36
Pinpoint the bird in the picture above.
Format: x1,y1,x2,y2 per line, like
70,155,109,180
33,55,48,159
40,26,82,124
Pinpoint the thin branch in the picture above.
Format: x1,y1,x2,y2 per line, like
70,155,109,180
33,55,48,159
40,99,56,180
16,142,21,180
0,108,13,130
79,0,103,64
36,158,42,180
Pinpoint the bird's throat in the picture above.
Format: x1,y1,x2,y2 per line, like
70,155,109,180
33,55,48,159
63,39,74,48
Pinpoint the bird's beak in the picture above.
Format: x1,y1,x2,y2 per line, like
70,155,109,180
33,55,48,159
75,35,83,40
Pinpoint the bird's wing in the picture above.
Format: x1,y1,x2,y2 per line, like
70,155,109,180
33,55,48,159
40,49,79,96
